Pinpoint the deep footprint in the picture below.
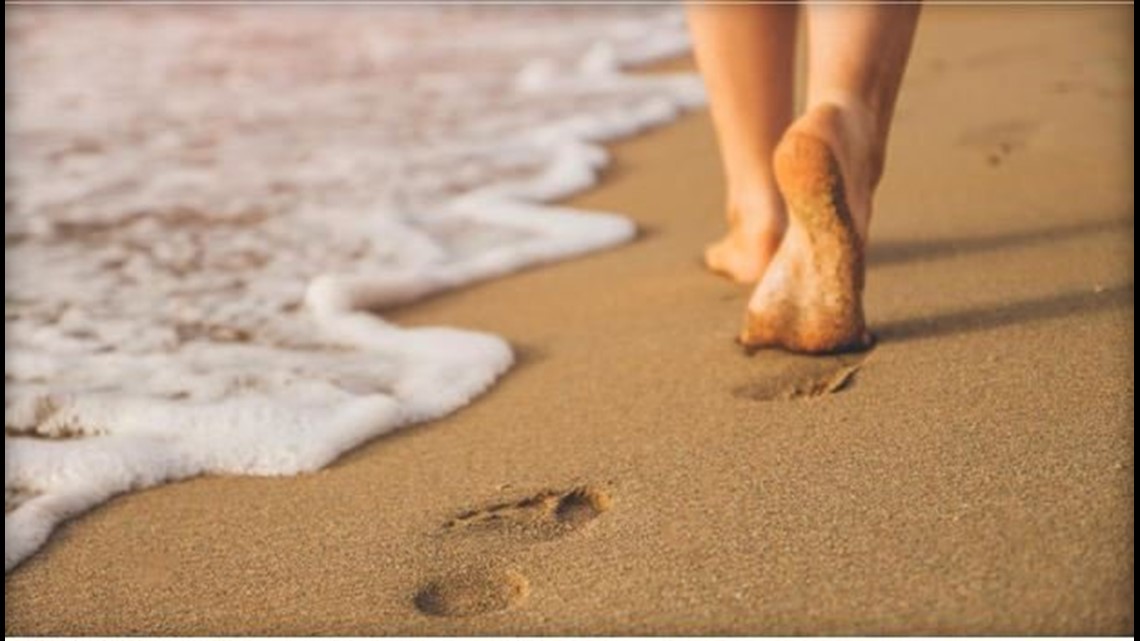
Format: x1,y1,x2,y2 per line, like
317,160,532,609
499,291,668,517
733,353,868,401
442,486,611,541
414,566,529,618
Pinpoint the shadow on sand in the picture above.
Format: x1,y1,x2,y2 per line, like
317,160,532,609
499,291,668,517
867,215,1133,344
868,216,1132,267
877,283,1133,345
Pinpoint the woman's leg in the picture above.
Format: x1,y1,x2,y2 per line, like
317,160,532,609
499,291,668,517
740,4,920,353
686,4,798,284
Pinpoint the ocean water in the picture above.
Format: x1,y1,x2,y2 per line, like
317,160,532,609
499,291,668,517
4,6,703,572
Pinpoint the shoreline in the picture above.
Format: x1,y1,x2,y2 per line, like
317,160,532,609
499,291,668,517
5,6,1134,635
3,9,702,575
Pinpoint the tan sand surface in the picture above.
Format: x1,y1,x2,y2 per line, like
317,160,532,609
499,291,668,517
4,6,1133,635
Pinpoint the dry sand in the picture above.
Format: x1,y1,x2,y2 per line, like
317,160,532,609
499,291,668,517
4,6,1134,635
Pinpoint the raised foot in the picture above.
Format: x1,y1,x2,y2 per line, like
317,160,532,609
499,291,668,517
739,129,871,355
704,222,783,284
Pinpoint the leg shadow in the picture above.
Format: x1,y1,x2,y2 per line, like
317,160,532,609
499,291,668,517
869,216,1133,267
877,283,1133,344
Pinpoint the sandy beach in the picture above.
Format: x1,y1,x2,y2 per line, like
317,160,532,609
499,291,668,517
4,5,1133,635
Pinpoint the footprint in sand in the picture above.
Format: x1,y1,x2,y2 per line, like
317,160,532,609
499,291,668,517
413,486,611,618
442,486,612,541
414,566,529,618
733,353,867,401
956,119,1039,167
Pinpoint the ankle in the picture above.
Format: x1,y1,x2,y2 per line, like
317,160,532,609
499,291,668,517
807,98,886,188
726,187,787,238
788,100,883,242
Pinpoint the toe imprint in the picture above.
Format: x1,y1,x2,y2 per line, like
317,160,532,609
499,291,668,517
442,486,611,541
414,566,528,618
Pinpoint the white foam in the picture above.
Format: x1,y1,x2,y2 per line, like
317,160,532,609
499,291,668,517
4,6,704,572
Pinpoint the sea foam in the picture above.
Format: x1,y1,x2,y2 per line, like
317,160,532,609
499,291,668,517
4,6,704,572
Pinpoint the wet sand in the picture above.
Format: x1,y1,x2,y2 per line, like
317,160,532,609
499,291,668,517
4,6,1133,635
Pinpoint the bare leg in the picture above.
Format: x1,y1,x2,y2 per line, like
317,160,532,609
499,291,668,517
741,4,920,353
687,4,797,283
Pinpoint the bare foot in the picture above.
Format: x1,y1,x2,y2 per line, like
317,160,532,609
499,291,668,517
739,104,878,354
704,194,786,284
